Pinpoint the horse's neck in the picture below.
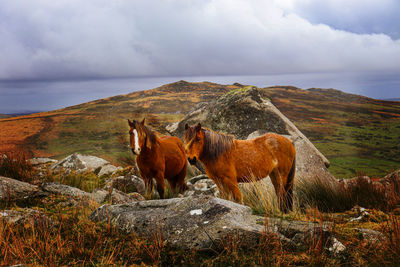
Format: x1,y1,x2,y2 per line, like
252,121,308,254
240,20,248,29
140,137,159,158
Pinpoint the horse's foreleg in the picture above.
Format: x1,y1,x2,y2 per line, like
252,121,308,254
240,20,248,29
176,163,188,193
144,178,154,196
154,172,165,199
218,177,242,204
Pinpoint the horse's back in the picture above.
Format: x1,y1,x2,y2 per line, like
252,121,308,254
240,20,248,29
233,133,295,181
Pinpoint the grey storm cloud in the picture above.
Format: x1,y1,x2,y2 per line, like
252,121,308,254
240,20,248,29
277,0,400,39
1,0,400,81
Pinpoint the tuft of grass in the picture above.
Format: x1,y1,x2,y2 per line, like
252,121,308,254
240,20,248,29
0,151,35,183
44,171,105,193
296,177,353,212
241,179,281,216
296,175,400,212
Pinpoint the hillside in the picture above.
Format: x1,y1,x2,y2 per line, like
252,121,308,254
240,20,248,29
0,81,399,178
262,86,400,178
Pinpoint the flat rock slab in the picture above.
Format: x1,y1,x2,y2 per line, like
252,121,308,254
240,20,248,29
89,195,343,254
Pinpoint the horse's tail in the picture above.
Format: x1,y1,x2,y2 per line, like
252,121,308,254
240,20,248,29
284,157,296,212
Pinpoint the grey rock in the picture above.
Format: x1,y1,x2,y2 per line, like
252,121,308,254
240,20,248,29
28,157,57,166
97,164,119,177
187,174,209,185
40,182,91,199
355,228,387,244
91,188,145,204
109,175,146,195
0,176,45,202
51,153,117,176
169,87,336,184
0,208,56,228
90,195,340,252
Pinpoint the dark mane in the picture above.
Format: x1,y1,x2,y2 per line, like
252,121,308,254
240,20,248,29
203,129,234,160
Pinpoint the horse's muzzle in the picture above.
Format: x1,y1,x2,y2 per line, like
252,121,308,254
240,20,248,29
131,148,137,155
188,157,197,165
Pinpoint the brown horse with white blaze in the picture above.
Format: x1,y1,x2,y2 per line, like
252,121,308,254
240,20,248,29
128,118,188,198
184,123,296,212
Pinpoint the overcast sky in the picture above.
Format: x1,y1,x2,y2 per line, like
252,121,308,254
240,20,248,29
1,0,399,112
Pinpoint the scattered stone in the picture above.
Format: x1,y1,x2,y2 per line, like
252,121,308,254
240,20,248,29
51,153,119,177
28,157,57,166
40,182,91,199
108,175,146,195
98,164,120,177
91,188,145,204
0,176,46,203
355,228,387,244
184,176,219,197
0,208,56,228
187,174,209,185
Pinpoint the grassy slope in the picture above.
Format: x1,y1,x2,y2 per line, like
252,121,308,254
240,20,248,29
262,86,400,178
0,81,398,178
0,81,239,164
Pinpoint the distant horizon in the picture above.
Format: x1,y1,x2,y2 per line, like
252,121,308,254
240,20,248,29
1,73,399,114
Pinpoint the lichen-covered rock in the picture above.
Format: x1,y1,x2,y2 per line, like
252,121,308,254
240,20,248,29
51,153,119,177
107,175,146,195
40,182,91,199
90,195,342,253
28,157,57,166
0,208,56,228
91,188,145,204
0,176,46,203
169,86,336,184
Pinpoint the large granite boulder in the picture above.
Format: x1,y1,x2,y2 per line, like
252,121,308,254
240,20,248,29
89,195,345,255
168,86,336,184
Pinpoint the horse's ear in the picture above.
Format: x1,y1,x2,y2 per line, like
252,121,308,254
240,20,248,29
141,118,146,125
195,123,201,131
128,119,133,127
185,123,189,130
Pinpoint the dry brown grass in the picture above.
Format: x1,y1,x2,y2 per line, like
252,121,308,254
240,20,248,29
0,151,35,183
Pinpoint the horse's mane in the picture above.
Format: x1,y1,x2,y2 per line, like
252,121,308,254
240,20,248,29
203,129,234,160
136,123,157,146
186,127,234,160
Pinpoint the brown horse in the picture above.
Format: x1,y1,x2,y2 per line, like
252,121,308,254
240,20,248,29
184,123,296,212
128,118,188,198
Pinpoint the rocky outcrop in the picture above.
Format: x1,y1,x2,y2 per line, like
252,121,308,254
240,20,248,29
0,176,46,203
51,153,120,176
168,86,336,183
90,195,345,255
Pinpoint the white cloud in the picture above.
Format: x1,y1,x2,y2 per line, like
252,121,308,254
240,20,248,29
0,0,399,80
